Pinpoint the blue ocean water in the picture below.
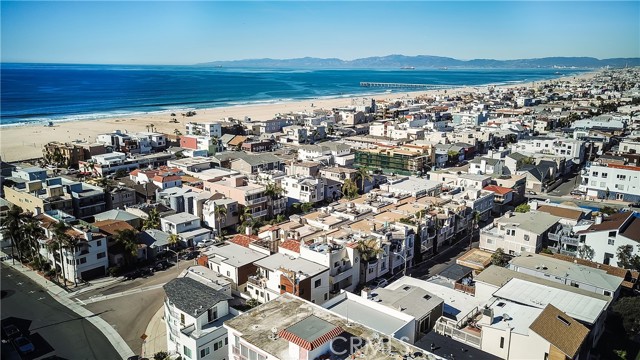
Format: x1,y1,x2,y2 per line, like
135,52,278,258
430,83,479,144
0,63,585,126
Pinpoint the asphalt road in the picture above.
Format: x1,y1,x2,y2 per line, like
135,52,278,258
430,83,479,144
1,265,120,360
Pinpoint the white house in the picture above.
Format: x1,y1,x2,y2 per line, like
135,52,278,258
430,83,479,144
186,122,222,138
578,162,640,202
161,212,211,247
281,175,325,205
576,212,640,266
480,211,561,256
163,277,235,360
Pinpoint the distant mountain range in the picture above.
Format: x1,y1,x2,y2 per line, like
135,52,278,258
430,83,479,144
197,55,640,69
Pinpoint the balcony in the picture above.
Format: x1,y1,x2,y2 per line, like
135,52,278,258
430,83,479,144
247,275,265,287
331,266,353,283
252,209,268,218
246,196,268,205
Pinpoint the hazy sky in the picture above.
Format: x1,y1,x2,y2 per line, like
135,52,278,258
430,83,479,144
2,1,639,65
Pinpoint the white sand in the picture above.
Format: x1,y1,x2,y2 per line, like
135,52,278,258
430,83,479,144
0,71,596,162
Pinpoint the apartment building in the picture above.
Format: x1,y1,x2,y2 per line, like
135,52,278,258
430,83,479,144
298,238,360,293
249,253,329,304
205,176,269,220
281,175,325,205
380,176,442,198
4,178,74,215
163,277,234,360
511,137,586,166
355,146,431,176
281,125,308,145
200,242,267,294
36,210,109,282
480,211,561,255
201,198,239,234
186,122,222,138
578,162,640,202
228,153,283,175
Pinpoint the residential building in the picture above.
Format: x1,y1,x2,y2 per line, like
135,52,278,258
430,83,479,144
132,132,167,151
508,252,623,299
186,122,222,138
468,157,504,176
163,277,234,360
576,212,640,266
355,146,433,176
180,135,218,155
480,211,561,255
201,198,239,235
36,210,109,281
379,176,442,198
105,185,136,211
200,242,267,294
482,185,514,215
93,209,142,229
223,293,442,360
205,176,269,220
249,252,329,304
241,139,275,153
281,125,308,145
11,166,48,182
281,176,325,205
298,239,360,294
161,212,211,247
228,153,283,175
4,178,74,215
579,162,640,202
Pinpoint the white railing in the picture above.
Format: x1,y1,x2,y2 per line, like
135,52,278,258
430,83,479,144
246,196,268,205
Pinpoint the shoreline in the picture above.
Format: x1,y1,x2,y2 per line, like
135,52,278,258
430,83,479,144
0,70,598,162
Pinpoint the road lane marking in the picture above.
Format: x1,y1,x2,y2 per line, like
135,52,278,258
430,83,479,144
75,297,87,306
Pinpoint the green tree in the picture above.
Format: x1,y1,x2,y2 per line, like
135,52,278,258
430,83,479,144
153,351,170,360
1,205,25,264
355,239,384,263
355,167,373,194
491,248,508,266
521,156,535,165
600,206,617,215
264,182,284,219
447,150,459,164
301,202,314,213
515,204,531,213
115,229,139,266
143,208,161,230
612,296,640,338
342,179,359,200
246,298,260,309
167,234,180,249
52,221,72,286
21,217,45,265
617,245,634,269
577,244,595,261
213,204,228,239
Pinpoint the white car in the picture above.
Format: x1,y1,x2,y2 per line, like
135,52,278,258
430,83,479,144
197,239,215,248
371,278,388,289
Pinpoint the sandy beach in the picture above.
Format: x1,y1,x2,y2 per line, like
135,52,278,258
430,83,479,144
0,71,596,163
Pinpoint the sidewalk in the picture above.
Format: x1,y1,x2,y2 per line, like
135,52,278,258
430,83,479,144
142,305,167,358
1,254,135,359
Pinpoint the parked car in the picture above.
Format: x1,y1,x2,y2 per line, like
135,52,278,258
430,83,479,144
527,190,537,195
154,260,172,271
123,269,142,280
630,203,640,208
570,190,585,196
197,239,215,248
13,336,35,354
182,251,200,260
140,267,154,277
2,324,21,339
371,278,388,289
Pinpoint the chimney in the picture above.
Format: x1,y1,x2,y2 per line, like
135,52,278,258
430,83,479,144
479,307,494,326
530,200,538,210
595,215,603,225
245,226,252,236
34,207,42,216
505,211,512,219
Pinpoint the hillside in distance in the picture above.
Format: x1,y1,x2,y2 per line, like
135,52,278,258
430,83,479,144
197,54,640,69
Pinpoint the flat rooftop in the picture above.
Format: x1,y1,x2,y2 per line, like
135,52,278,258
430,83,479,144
325,297,408,335
254,253,328,277
205,242,267,267
224,293,443,360
492,278,608,325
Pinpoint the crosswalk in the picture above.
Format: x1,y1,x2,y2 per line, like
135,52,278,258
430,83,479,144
75,283,166,305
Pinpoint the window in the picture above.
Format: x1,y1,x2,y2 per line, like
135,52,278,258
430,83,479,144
96,240,102,247
602,173,608,178
524,235,530,241
227,271,231,276
324,293,328,300
368,268,374,274
183,345,192,359
609,231,617,237
97,252,106,259
208,307,218,322
592,172,599,177
180,313,185,325
225,337,228,345
80,257,87,264
608,239,615,245
604,291,611,296
200,347,210,357
500,337,505,349
213,340,223,351
315,279,321,288
617,174,626,180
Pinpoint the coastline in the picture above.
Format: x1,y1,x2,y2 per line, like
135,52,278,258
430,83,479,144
0,70,598,162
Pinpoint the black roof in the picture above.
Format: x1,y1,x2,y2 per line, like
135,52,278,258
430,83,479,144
438,264,473,282
415,331,501,360
163,277,232,317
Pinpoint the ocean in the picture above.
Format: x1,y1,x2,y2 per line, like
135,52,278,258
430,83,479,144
0,63,585,126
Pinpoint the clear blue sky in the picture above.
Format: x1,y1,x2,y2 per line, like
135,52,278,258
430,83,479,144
2,1,639,65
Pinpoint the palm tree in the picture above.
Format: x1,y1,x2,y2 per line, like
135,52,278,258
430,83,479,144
167,234,180,250
468,211,480,249
264,182,284,219
52,221,71,286
143,208,161,230
1,205,24,264
21,218,45,265
115,229,139,266
239,206,253,232
447,150,459,165
355,239,384,263
213,204,228,238
355,167,372,194
341,179,359,200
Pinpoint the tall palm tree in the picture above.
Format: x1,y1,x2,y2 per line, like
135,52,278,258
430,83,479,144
1,205,24,264
239,206,253,233
21,218,45,265
115,229,139,266
143,208,161,230
264,182,284,219
213,204,228,238
52,221,71,286
467,211,480,249
355,239,384,263
355,167,372,194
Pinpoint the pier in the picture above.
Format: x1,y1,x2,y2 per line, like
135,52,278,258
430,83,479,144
360,82,453,89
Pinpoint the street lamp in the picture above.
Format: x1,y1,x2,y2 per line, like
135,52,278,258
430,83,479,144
388,247,408,277
166,249,179,271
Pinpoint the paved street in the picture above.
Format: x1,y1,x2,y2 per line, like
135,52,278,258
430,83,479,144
1,264,120,360
411,233,478,279
526,193,628,210
548,172,581,196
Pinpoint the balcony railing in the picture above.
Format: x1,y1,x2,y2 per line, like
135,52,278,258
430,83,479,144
247,275,265,287
246,196,268,205
252,209,268,218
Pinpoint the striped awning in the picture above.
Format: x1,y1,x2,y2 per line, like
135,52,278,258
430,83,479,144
278,325,344,351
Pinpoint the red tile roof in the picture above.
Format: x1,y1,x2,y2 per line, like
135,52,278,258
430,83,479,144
229,234,258,248
280,239,301,253
278,320,343,351
483,185,513,196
